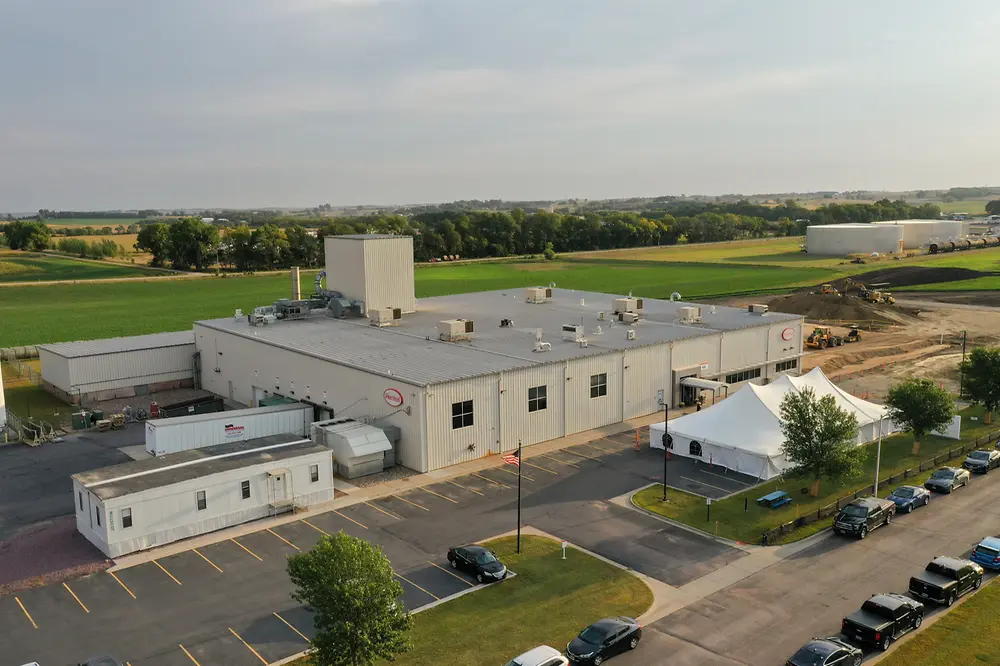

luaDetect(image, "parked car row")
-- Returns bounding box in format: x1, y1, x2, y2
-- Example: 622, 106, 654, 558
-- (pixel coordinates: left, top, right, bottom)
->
506, 617, 643, 666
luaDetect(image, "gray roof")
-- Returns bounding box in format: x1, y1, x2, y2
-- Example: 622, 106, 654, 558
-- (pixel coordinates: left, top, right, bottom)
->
73, 434, 328, 500
334, 234, 408, 240
197, 289, 800, 386
39, 330, 194, 358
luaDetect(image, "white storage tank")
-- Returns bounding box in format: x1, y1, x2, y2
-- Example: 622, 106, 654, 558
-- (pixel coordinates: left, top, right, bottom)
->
145, 402, 314, 456
806, 223, 904, 256
873, 219, 966, 249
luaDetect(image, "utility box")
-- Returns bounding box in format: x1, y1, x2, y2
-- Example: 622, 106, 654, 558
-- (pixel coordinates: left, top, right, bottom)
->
438, 319, 474, 341
312, 418, 394, 479
679, 306, 702, 323
524, 287, 551, 304
145, 402, 313, 456
369, 307, 402, 327
618, 312, 639, 323
613, 297, 642, 314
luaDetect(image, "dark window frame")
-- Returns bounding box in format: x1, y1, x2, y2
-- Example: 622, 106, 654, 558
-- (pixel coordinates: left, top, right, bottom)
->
310, 464, 319, 483
121, 507, 133, 529
775, 359, 798, 372
78, 491, 83, 511
725, 367, 762, 384
241, 480, 251, 500
95, 506, 102, 527
451, 400, 474, 429
590, 373, 608, 399
528, 385, 548, 412
690, 440, 703, 456
196, 490, 207, 511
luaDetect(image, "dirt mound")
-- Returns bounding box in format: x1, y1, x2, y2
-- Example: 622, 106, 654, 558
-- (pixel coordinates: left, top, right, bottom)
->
834, 266, 992, 289
768, 292, 916, 325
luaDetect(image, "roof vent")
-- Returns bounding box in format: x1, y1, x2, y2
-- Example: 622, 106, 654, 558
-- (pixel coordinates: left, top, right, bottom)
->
438, 319, 474, 341
562, 324, 585, 342
369, 307, 402, 327
748, 304, 769, 315
533, 328, 551, 352
626, 329, 636, 340
679, 306, 702, 324
613, 297, 641, 314
525, 287, 549, 304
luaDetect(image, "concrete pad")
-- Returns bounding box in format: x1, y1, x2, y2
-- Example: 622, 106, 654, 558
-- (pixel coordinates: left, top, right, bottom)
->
118, 444, 151, 461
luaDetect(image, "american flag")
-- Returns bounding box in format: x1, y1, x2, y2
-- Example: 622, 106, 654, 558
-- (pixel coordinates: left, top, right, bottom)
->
502, 452, 520, 467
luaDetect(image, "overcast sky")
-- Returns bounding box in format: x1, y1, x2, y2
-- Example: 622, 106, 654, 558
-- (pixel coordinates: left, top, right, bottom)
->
1, 0, 998, 211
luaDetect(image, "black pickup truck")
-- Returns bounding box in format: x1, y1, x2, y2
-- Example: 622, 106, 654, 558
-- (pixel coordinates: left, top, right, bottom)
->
841, 593, 924, 651
832, 497, 895, 539
908, 556, 984, 606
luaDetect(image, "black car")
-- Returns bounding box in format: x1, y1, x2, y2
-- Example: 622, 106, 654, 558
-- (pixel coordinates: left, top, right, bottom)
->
963, 449, 1000, 474
924, 467, 971, 493
833, 497, 895, 539
841, 593, 924, 651
909, 556, 983, 606
785, 637, 862, 666
447, 545, 507, 584
566, 617, 642, 665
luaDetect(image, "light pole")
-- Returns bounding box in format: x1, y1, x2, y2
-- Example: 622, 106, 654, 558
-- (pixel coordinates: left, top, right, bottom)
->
662, 400, 668, 501
873, 417, 883, 496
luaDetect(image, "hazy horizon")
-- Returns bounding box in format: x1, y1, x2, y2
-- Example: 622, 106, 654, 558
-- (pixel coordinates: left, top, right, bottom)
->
2, 0, 999, 211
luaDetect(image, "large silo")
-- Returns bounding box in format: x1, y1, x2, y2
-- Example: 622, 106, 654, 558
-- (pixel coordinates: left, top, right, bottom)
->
806, 224, 905, 256
873, 219, 966, 249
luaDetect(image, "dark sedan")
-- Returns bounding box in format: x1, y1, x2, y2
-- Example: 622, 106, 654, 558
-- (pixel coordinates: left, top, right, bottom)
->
924, 467, 971, 493
566, 617, 642, 665
886, 485, 931, 513
447, 545, 507, 584
785, 637, 861, 666
963, 449, 1000, 474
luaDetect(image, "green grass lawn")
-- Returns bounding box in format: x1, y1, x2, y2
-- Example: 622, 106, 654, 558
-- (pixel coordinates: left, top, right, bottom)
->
290, 535, 653, 666
934, 199, 994, 215
879, 576, 1000, 666
3, 385, 74, 426
0, 253, 151, 282
634, 406, 996, 545
898, 276, 1000, 292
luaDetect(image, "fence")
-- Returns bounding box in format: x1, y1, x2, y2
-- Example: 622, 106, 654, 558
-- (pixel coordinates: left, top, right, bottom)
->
1, 358, 42, 386
3, 408, 57, 446
760, 429, 1000, 545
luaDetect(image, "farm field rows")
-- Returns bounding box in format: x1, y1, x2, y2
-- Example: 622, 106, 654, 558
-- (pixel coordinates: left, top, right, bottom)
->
0, 252, 151, 282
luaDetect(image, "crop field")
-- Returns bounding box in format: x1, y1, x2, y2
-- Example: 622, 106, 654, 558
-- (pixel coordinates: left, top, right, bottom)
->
43, 218, 141, 228
59, 233, 140, 253
0, 252, 151, 283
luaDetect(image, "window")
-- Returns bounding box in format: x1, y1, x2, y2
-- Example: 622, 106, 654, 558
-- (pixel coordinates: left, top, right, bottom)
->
95, 506, 102, 526
689, 440, 703, 456
775, 359, 798, 373
241, 480, 251, 500
590, 373, 608, 398
528, 385, 547, 412
78, 491, 83, 511
725, 367, 762, 384
310, 464, 319, 483
196, 490, 207, 511
451, 400, 474, 429
121, 507, 133, 529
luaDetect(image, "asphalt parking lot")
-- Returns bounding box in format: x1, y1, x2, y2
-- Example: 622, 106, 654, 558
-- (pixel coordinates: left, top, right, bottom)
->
1, 428, 756, 666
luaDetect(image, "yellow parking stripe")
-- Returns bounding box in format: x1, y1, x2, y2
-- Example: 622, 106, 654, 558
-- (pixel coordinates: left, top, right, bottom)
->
15, 596, 37, 629
108, 571, 136, 599
193, 548, 223, 573
232, 537, 264, 561
420, 486, 459, 504
428, 560, 475, 587
333, 509, 369, 530
580, 441, 616, 454
179, 645, 201, 666
393, 494, 431, 512
268, 528, 301, 551
522, 460, 558, 475
539, 452, 580, 468
495, 466, 534, 481
229, 627, 268, 665
563, 448, 602, 462
447, 479, 484, 496
395, 572, 439, 600
154, 560, 182, 586
302, 519, 330, 536
274, 611, 310, 643
63, 582, 90, 613
365, 501, 403, 520
472, 472, 510, 489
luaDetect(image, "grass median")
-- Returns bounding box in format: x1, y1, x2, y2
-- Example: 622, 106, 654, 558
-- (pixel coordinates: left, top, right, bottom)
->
290, 535, 653, 666
634, 406, 996, 545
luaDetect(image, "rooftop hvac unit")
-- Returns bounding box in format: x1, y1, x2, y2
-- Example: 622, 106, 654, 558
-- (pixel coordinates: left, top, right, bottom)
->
626, 329, 636, 340
525, 287, 550, 304
748, 304, 769, 315
438, 319, 474, 341
597, 311, 606, 321
679, 306, 702, 323
249, 305, 278, 326
613, 297, 641, 314
618, 311, 639, 324
562, 324, 585, 342
369, 307, 402, 327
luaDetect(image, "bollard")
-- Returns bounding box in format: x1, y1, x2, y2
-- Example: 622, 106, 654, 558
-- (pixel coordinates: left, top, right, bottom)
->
744, 497, 748, 512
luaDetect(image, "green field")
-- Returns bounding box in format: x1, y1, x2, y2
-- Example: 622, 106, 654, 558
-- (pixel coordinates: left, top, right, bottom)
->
44, 218, 141, 228
0, 252, 152, 283
934, 199, 994, 215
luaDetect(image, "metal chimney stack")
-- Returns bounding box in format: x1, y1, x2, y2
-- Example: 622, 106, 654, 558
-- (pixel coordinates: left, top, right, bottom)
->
291, 266, 301, 300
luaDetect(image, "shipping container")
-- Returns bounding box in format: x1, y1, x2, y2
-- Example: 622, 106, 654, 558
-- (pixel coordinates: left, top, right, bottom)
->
145, 402, 314, 456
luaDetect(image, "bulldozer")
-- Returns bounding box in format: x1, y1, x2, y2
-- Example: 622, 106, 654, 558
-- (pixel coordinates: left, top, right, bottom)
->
805, 326, 843, 349
844, 325, 862, 343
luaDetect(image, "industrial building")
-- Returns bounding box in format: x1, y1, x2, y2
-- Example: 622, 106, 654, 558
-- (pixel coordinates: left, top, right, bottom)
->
194, 235, 805, 474
806, 223, 904, 256
873, 219, 968, 249
38, 331, 196, 404
72, 435, 334, 558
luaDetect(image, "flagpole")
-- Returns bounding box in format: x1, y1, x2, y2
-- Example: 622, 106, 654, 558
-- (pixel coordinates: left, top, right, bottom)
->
516, 439, 522, 554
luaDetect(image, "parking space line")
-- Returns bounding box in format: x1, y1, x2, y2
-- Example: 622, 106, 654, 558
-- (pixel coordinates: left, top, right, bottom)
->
154, 560, 183, 586
63, 582, 90, 613
539, 453, 580, 468
229, 627, 268, 665
193, 548, 224, 573
179, 645, 201, 666
447, 479, 484, 496
232, 537, 264, 561
268, 528, 301, 551
563, 448, 602, 462
700, 468, 752, 485
472, 472, 510, 488
681, 475, 731, 493
522, 460, 558, 475
302, 519, 330, 536
15, 596, 38, 629
495, 466, 534, 481
108, 571, 137, 599
420, 486, 459, 504
333, 509, 369, 530
580, 441, 617, 455
274, 611, 310, 642
428, 560, 475, 587
365, 501, 403, 520
394, 572, 439, 600
393, 494, 431, 512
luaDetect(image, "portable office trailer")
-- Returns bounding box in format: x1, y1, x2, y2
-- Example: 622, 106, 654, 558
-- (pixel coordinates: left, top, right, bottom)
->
145, 402, 314, 456
73, 435, 334, 558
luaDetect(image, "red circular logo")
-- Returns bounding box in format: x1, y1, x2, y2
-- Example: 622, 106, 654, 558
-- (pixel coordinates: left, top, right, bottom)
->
781, 328, 794, 341
384, 388, 404, 408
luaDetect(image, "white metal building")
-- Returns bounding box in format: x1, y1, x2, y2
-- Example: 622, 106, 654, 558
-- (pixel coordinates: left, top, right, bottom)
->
145, 402, 315, 456
806, 223, 905, 255
873, 219, 968, 249
72, 434, 334, 558
193, 234, 804, 473
39, 331, 196, 404
323, 234, 417, 313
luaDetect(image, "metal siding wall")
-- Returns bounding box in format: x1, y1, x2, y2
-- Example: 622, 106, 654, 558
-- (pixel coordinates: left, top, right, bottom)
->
624, 345, 671, 420
671, 334, 722, 376
425, 374, 499, 470
194, 325, 427, 471
765, 320, 804, 378
67, 344, 195, 393
324, 237, 366, 304
146, 405, 312, 456
565, 354, 623, 435
39, 348, 72, 393
720, 327, 768, 372
499, 364, 565, 452
363, 237, 416, 313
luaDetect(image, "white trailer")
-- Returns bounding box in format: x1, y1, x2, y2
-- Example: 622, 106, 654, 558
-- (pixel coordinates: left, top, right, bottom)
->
145, 402, 314, 456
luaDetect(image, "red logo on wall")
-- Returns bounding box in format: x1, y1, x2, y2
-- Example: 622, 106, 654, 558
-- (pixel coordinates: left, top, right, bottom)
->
781, 327, 794, 341
384, 388, 404, 408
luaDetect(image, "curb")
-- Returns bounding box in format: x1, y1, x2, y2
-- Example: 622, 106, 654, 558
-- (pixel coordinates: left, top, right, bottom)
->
625, 483, 754, 551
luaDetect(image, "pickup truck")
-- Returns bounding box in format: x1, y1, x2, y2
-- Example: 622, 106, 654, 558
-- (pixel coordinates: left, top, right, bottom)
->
833, 497, 895, 539
841, 593, 924, 651
908, 556, 984, 606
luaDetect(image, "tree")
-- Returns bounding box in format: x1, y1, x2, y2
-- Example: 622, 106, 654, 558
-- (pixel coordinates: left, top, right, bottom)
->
960, 347, 1000, 424
1, 220, 52, 251
287, 532, 411, 666
987, 200, 1000, 216
135, 223, 171, 267
167, 217, 220, 271
779, 387, 865, 495
884, 378, 954, 454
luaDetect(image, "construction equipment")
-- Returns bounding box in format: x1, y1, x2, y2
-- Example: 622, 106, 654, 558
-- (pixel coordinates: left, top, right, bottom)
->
843, 278, 870, 299
805, 326, 842, 349
844, 325, 862, 343
817, 284, 839, 296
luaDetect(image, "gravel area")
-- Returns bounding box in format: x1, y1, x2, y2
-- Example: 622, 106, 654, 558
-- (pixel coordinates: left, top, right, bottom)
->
344, 465, 421, 488
0, 515, 109, 592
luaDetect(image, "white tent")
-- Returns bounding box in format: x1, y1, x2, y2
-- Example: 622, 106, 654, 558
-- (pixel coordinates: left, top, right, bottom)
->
649, 368, 896, 480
